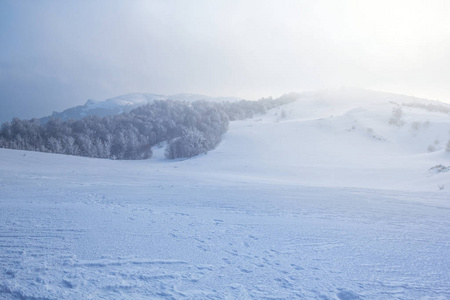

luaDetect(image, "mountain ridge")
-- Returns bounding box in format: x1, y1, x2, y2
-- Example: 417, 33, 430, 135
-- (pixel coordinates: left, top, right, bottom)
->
40, 92, 244, 123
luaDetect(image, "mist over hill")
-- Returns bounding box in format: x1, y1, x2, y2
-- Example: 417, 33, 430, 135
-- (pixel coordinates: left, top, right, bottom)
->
2, 88, 450, 166
0, 94, 293, 160
1, 88, 449, 186
39, 93, 243, 123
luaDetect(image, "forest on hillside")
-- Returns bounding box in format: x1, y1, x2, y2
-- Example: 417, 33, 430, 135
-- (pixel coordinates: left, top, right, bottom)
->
0, 96, 295, 159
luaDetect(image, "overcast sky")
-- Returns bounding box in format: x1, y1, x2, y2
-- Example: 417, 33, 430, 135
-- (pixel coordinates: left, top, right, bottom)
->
1, 0, 450, 122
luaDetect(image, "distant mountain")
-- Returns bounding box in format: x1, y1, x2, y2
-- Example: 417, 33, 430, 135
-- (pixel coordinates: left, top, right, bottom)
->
40, 93, 243, 122
167, 93, 242, 103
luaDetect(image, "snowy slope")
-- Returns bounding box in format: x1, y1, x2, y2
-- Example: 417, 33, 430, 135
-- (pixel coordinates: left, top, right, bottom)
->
175, 88, 450, 192
1, 88, 450, 299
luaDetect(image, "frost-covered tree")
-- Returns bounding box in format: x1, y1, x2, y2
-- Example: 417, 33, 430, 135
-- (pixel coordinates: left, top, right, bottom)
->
165, 128, 207, 159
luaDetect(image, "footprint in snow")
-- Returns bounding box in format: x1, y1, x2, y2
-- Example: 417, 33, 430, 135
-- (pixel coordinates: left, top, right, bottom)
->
274, 277, 294, 289
197, 245, 208, 251
61, 279, 75, 289
336, 290, 362, 300
290, 263, 304, 270
194, 238, 205, 243
214, 219, 223, 225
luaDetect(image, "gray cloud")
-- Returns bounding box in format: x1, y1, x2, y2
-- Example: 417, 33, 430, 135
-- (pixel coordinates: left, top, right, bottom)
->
1, 0, 450, 123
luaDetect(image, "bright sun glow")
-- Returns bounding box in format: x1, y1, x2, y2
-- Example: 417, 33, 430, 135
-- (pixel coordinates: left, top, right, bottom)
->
346, 1, 449, 57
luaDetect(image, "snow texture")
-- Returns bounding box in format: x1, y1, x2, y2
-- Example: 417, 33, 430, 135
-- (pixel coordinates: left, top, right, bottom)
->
1, 88, 450, 299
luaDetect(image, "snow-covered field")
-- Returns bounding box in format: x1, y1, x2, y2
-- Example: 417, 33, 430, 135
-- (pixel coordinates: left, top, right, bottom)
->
1, 89, 450, 299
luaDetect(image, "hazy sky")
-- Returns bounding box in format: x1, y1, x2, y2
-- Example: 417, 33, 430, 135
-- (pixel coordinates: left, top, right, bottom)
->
1, 0, 450, 122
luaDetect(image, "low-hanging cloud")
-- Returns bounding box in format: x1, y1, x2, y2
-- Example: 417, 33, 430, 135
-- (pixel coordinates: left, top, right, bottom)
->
1, 0, 450, 122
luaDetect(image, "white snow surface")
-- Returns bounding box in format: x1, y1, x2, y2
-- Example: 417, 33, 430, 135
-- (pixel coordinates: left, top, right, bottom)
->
1, 89, 450, 299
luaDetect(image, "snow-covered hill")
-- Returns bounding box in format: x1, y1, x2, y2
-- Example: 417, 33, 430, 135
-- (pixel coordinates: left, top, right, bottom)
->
169, 88, 450, 192
40, 93, 243, 122
1, 88, 450, 299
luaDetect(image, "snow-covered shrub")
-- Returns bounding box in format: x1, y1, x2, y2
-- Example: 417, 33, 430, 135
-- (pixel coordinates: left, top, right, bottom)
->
429, 164, 450, 174
389, 107, 404, 126
410, 121, 421, 134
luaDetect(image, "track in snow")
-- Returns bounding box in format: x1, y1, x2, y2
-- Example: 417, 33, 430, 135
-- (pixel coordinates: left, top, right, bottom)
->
1, 174, 449, 299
